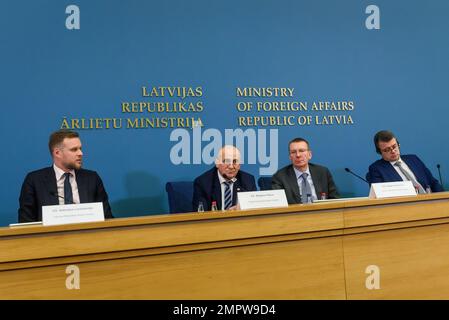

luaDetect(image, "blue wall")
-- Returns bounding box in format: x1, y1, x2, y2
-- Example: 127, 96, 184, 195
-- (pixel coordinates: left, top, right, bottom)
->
1, 0, 448, 226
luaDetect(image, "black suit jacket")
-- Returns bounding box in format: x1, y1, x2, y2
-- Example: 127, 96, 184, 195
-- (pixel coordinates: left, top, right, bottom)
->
192, 167, 257, 211
271, 163, 339, 204
18, 167, 113, 222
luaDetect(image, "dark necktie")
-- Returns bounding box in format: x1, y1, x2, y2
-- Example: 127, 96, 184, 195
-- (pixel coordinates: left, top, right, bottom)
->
224, 181, 233, 210
300, 172, 312, 203
394, 161, 426, 194
64, 172, 74, 204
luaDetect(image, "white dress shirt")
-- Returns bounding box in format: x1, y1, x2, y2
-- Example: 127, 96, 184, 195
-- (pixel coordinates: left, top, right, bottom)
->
53, 164, 80, 205
293, 167, 318, 201
217, 171, 237, 210
390, 158, 420, 183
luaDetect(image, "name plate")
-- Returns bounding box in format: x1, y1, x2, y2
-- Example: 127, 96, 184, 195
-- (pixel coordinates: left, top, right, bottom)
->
238, 190, 288, 210
368, 181, 417, 199
42, 202, 105, 226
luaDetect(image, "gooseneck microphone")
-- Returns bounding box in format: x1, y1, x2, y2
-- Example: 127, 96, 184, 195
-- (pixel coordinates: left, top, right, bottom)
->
345, 167, 369, 184
50, 192, 74, 204
437, 164, 444, 189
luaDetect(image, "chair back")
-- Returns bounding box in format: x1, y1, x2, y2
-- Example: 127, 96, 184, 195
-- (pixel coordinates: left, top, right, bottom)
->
165, 181, 194, 213
258, 177, 272, 190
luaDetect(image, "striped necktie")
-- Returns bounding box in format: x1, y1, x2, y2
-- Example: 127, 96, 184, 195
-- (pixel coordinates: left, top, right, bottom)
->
224, 181, 233, 210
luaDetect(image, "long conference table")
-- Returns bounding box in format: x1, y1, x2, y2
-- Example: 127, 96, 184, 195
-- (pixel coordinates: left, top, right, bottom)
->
2, 192, 449, 299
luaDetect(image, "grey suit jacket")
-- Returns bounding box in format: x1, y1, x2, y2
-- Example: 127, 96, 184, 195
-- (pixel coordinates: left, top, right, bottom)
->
271, 163, 339, 204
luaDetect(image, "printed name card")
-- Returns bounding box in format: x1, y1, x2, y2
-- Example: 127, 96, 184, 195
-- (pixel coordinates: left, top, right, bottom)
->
42, 202, 105, 226
368, 181, 417, 199
238, 190, 289, 210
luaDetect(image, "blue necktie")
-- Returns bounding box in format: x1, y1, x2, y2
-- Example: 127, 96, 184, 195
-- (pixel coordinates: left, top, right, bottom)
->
64, 172, 73, 204
300, 172, 312, 204
224, 181, 233, 210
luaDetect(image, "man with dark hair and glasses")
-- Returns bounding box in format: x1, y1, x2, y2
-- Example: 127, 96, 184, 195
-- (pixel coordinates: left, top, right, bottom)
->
271, 137, 339, 204
192, 145, 256, 211
366, 130, 443, 193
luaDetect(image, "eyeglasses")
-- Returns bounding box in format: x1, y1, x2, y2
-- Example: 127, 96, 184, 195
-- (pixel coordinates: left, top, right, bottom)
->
380, 143, 399, 153
222, 159, 239, 165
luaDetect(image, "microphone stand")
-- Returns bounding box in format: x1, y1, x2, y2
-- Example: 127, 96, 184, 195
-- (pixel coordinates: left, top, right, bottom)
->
344, 168, 369, 184
50, 192, 74, 204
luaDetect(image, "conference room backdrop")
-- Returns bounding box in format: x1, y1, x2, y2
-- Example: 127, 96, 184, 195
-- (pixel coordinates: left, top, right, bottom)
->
1, 0, 448, 226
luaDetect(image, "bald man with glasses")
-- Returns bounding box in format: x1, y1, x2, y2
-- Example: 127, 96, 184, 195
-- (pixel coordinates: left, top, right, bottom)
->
192, 145, 257, 211
366, 130, 443, 193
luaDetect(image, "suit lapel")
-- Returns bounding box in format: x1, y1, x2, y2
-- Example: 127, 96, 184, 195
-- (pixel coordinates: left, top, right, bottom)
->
287, 166, 301, 201
232, 172, 242, 206
309, 164, 322, 195
381, 160, 402, 181
75, 169, 88, 203
401, 156, 424, 185
43, 167, 59, 205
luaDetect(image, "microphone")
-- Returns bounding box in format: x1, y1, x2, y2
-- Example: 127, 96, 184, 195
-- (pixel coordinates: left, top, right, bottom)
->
50, 192, 74, 204
345, 167, 369, 184
437, 164, 444, 188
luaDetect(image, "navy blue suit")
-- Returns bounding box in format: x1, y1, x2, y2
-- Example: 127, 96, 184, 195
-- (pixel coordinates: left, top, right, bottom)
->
192, 167, 257, 211
18, 167, 113, 223
366, 154, 443, 192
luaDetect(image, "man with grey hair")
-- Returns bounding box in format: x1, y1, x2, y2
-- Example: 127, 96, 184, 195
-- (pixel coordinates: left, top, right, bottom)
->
192, 145, 257, 211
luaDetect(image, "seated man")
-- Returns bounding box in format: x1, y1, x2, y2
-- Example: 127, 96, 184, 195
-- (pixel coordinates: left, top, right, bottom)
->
18, 129, 113, 222
272, 137, 339, 204
366, 130, 443, 193
192, 145, 257, 211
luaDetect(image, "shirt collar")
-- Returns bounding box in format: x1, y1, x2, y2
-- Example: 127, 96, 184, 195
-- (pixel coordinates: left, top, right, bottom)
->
217, 170, 237, 184
293, 166, 310, 180
390, 157, 403, 166
53, 164, 76, 181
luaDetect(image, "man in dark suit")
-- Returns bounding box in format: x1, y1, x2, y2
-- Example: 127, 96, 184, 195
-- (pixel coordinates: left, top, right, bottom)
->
192, 145, 257, 211
366, 130, 443, 193
18, 129, 113, 222
272, 137, 339, 204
